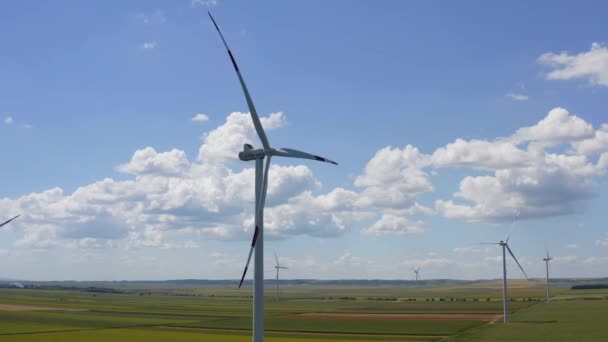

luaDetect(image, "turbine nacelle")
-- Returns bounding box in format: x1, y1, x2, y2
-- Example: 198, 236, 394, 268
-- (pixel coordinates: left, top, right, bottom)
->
239, 146, 266, 161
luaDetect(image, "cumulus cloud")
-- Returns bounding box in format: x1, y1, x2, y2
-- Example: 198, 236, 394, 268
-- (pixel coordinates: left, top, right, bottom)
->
433, 107, 606, 222
198, 112, 286, 163
355, 145, 432, 209
510, 107, 594, 146
4, 116, 13, 124
117, 148, 190, 176
359, 107, 607, 224
573, 124, 608, 156
192, 113, 209, 122
1, 112, 361, 249
538, 42, 608, 86
3, 106, 608, 250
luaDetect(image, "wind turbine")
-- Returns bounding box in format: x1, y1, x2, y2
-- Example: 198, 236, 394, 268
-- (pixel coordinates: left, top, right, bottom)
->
543, 249, 552, 304
274, 252, 288, 302
481, 233, 528, 323
412, 267, 420, 281
0, 215, 20, 228
208, 13, 337, 342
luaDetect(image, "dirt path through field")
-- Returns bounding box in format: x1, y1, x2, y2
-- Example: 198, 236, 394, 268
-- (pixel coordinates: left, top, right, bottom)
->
0, 304, 88, 312
284, 313, 501, 321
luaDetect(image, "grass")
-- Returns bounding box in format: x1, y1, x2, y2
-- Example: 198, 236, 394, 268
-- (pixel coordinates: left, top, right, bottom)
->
0, 283, 606, 341
444, 299, 608, 342
0, 328, 423, 342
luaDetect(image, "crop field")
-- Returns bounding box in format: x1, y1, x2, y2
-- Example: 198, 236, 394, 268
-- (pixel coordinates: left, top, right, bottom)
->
0, 280, 606, 341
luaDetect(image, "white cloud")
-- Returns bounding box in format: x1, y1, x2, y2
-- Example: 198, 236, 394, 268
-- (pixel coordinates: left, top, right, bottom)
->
506, 93, 528, 101
573, 124, 608, 156
434, 107, 605, 222
0, 111, 355, 249
432, 139, 530, 170
355, 145, 432, 209
565, 243, 578, 249
362, 214, 425, 236
116, 147, 190, 176
192, 113, 209, 122
140, 41, 158, 50
4, 116, 13, 124
510, 107, 594, 146
3, 106, 608, 257
538, 42, 608, 86
198, 112, 286, 163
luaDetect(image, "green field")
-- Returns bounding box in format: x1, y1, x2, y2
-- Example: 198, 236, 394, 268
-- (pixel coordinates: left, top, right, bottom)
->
0, 280, 607, 341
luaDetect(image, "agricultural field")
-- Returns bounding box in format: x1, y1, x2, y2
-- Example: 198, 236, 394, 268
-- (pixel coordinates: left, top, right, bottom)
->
0, 280, 606, 341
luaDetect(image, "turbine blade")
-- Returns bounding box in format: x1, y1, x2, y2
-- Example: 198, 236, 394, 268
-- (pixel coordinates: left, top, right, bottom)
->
238, 226, 259, 288
208, 12, 270, 150
274, 251, 280, 268
0, 215, 20, 228
506, 244, 528, 280
546, 248, 550, 259
271, 148, 337, 165
479, 242, 500, 245
506, 231, 512, 243
238, 156, 272, 288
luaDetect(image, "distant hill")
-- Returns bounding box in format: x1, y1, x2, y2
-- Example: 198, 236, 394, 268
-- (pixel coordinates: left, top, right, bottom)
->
2, 277, 608, 289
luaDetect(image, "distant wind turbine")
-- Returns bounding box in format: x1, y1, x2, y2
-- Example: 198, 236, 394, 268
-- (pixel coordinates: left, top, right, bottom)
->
208, 13, 337, 342
274, 252, 288, 302
543, 249, 552, 304
412, 267, 421, 281
481, 233, 528, 323
0, 215, 20, 228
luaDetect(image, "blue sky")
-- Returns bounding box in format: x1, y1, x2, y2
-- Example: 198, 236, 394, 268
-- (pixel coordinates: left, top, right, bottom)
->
1, 0, 608, 281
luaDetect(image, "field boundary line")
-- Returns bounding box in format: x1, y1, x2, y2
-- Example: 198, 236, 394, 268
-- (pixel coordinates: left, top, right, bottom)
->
159, 325, 448, 339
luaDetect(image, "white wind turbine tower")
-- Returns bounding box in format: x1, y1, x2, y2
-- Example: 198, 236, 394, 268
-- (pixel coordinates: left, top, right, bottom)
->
412, 267, 421, 281
543, 249, 552, 304
0, 215, 20, 228
209, 13, 338, 342
481, 233, 528, 323
274, 252, 288, 302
